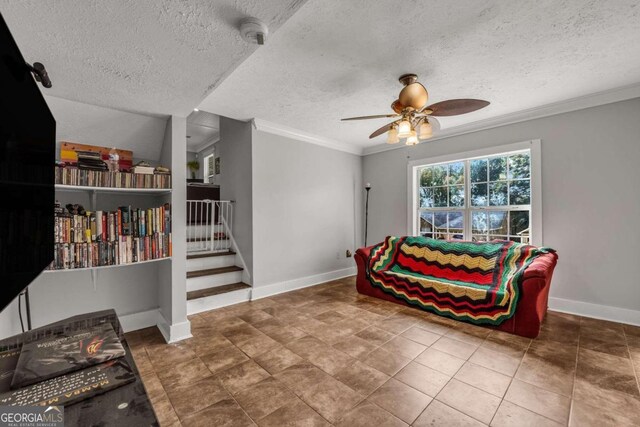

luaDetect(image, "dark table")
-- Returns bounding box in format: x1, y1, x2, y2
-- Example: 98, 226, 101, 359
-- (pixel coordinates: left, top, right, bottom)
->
0, 310, 158, 426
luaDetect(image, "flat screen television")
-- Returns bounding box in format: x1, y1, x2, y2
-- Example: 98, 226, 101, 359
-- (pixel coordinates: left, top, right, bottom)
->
0, 13, 55, 313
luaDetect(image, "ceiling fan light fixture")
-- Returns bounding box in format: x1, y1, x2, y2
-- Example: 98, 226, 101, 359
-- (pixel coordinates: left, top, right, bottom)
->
397, 120, 412, 138
405, 133, 419, 145
418, 121, 433, 140
340, 73, 489, 143
386, 126, 399, 144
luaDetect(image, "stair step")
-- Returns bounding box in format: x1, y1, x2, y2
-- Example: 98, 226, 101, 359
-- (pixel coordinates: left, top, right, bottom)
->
187, 251, 235, 260
187, 282, 251, 300
187, 265, 243, 279
187, 236, 228, 242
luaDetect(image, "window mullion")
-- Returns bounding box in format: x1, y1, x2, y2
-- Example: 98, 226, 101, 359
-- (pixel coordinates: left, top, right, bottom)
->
464, 160, 471, 240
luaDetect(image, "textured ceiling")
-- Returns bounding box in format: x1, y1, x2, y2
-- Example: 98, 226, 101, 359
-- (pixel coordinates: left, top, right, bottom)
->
0, 0, 307, 116
198, 0, 640, 151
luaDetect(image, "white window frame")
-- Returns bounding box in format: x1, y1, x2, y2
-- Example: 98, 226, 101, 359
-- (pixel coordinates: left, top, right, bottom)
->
407, 140, 542, 246
203, 154, 214, 183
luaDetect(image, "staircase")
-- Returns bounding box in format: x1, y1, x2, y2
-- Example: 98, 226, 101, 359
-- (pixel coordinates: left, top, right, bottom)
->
186, 200, 251, 315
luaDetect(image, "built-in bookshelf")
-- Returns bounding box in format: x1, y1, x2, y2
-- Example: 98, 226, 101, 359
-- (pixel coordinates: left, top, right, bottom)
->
55, 166, 171, 189
50, 170, 172, 273
43, 257, 170, 273
55, 184, 171, 195
49, 203, 172, 271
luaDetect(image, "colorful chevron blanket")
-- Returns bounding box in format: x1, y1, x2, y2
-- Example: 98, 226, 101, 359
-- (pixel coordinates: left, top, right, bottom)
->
367, 236, 554, 325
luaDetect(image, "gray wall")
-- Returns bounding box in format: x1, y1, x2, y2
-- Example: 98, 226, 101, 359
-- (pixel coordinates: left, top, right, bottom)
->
218, 117, 254, 279
187, 151, 197, 178
362, 98, 640, 312
158, 116, 189, 341
252, 130, 363, 288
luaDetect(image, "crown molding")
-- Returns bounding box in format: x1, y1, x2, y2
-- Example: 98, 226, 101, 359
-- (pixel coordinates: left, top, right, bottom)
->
194, 136, 219, 153
362, 82, 640, 156
252, 118, 363, 155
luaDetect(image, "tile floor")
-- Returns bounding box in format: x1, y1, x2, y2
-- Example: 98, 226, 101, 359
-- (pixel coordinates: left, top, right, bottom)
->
125, 276, 640, 426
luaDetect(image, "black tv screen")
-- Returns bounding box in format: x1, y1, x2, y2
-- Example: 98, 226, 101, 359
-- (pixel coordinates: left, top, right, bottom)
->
0, 13, 55, 313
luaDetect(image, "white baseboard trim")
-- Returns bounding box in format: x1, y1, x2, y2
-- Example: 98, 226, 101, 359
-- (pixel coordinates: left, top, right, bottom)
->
119, 308, 161, 333
157, 313, 193, 343
548, 297, 640, 327
252, 267, 357, 300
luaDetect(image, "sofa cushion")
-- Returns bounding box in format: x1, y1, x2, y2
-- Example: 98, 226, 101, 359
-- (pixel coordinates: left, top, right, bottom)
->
367, 236, 554, 325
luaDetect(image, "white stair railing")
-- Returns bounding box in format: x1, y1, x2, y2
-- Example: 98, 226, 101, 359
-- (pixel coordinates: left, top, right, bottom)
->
186, 200, 233, 253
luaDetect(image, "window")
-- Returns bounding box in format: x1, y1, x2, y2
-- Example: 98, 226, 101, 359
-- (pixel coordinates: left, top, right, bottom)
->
411, 142, 539, 244
203, 154, 215, 183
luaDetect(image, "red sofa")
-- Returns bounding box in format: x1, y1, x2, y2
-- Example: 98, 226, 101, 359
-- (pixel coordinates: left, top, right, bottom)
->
355, 244, 558, 338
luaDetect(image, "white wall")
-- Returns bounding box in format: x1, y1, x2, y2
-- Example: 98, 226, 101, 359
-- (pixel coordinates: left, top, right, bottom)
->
218, 117, 254, 278
158, 116, 190, 342
251, 130, 362, 294
44, 96, 167, 164
362, 98, 640, 319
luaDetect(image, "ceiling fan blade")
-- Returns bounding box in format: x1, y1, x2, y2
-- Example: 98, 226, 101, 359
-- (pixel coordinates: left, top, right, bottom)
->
341, 114, 399, 121
369, 120, 400, 139
427, 99, 490, 116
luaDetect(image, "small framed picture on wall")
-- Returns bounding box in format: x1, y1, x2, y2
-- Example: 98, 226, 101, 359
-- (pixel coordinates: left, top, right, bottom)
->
215, 157, 220, 175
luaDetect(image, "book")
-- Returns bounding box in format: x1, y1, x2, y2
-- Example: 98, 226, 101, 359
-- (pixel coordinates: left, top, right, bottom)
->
49, 204, 171, 270
0, 349, 20, 393
132, 165, 155, 175
10, 324, 125, 389
0, 358, 135, 407
54, 166, 171, 189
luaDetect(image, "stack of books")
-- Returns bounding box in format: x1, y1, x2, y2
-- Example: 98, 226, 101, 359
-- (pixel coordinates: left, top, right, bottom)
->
49, 204, 172, 270
76, 151, 108, 171
55, 166, 171, 189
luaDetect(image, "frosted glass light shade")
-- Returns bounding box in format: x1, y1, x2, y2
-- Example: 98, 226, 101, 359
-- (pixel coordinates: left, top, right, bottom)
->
418, 121, 433, 139
397, 120, 412, 138
386, 127, 399, 144
405, 131, 418, 145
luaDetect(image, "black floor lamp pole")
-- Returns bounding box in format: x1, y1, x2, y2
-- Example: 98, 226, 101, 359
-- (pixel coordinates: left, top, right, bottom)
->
364, 183, 371, 247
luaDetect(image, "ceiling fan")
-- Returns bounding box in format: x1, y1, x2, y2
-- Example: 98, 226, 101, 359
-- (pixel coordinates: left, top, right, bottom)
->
341, 74, 489, 145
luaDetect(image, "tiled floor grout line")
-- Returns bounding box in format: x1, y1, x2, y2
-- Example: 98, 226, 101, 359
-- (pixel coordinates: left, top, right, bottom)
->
201, 307, 336, 426
623, 327, 640, 395
210, 355, 259, 426
141, 344, 177, 423
240, 307, 336, 425
357, 320, 452, 426
566, 322, 582, 426
487, 334, 533, 426
300, 313, 441, 425
404, 326, 491, 425
253, 304, 400, 426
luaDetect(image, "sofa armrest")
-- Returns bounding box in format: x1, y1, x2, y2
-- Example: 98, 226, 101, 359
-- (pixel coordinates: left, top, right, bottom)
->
355, 246, 373, 261
523, 252, 558, 281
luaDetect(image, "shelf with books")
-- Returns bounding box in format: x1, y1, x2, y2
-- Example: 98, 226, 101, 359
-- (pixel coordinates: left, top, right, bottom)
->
55, 184, 171, 195
42, 256, 171, 273
54, 165, 171, 191
48, 204, 172, 273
